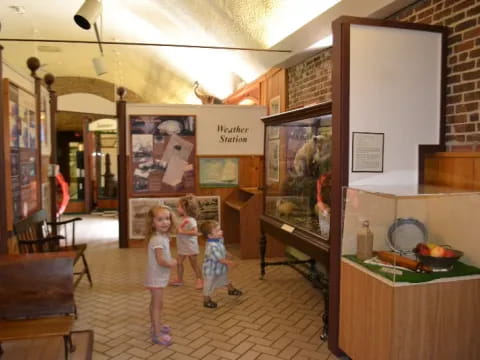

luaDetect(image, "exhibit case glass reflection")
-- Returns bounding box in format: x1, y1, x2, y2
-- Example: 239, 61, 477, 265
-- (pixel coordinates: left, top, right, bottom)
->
261, 102, 332, 261
341, 185, 480, 275
264, 104, 332, 236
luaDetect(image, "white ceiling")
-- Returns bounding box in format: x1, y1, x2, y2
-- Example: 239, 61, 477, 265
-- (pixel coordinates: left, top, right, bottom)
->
0, 0, 416, 104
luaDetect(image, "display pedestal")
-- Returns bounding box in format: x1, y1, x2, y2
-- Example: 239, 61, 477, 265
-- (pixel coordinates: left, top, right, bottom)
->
339, 258, 480, 360
224, 187, 264, 259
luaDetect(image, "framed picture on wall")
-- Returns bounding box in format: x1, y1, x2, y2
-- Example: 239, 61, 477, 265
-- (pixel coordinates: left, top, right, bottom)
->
266, 139, 280, 183
267, 126, 280, 140
351, 132, 384, 172
269, 95, 281, 115
130, 114, 196, 196
199, 158, 239, 188
5, 80, 40, 223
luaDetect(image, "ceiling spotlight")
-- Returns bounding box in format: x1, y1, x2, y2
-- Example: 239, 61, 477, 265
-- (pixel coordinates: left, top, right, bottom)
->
92, 56, 107, 76
74, 0, 102, 30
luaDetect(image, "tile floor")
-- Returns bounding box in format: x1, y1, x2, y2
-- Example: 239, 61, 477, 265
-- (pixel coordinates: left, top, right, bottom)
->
17, 214, 335, 360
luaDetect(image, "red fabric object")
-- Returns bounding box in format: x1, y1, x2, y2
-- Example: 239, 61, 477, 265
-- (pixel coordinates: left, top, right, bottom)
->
56, 173, 70, 217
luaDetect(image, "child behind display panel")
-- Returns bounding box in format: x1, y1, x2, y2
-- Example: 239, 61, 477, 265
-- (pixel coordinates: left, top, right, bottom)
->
169, 194, 204, 289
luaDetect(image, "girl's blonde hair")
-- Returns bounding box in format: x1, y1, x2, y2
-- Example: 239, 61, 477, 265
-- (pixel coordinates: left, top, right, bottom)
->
144, 205, 177, 241
178, 194, 200, 218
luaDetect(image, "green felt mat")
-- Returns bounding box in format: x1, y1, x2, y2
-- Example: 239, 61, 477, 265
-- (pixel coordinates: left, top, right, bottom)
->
344, 255, 480, 283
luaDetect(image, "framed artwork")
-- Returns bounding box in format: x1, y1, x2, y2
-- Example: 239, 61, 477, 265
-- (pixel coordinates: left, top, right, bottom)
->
6, 80, 40, 223
269, 95, 281, 115
268, 126, 280, 140
266, 139, 280, 183
199, 158, 239, 188
351, 132, 384, 173
130, 114, 195, 196
129, 195, 221, 239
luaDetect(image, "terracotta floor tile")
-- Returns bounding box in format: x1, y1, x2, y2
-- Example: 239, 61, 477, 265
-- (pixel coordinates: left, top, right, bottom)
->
2, 215, 332, 360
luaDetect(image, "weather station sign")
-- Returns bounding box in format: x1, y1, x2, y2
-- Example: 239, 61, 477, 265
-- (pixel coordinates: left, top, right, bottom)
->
197, 106, 266, 155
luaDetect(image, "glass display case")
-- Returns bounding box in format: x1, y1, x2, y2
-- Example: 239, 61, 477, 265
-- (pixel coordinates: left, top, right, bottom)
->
262, 102, 332, 250
339, 185, 480, 359
341, 185, 480, 277
259, 102, 332, 341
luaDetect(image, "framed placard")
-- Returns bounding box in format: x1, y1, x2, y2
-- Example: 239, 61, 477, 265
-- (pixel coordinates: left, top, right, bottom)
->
351, 132, 384, 173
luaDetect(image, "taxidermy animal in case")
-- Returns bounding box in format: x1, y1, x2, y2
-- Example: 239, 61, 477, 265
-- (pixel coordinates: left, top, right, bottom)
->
293, 134, 331, 177
276, 200, 296, 217
193, 81, 223, 104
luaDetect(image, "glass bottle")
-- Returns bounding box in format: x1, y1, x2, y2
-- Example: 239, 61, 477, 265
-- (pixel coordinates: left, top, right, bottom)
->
357, 220, 373, 261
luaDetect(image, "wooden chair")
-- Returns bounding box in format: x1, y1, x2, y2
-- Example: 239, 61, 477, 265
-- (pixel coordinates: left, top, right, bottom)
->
13, 209, 92, 288
0, 252, 77, 360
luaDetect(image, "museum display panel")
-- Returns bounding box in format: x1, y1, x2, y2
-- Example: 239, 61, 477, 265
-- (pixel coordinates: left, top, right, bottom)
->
339, 186, 480, 360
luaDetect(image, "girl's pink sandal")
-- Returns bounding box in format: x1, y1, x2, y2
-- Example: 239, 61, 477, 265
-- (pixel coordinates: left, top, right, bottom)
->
151, 325, 171, 334
152, 333, 172, 346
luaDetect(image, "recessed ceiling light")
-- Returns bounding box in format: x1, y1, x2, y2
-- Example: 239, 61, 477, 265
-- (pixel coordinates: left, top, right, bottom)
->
9, 5, 26, 15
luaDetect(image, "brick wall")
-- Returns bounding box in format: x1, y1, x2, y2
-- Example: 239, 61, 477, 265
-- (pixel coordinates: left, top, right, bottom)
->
55, 76, 144, 103
287, 49, 332, 110
392, 0, 480, 151
287, 0, 480, 151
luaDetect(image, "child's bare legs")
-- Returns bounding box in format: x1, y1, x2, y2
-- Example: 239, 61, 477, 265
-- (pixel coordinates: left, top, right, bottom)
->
187, 255, 203, 288
149, 288, 165, 335
171, 255, 185, 285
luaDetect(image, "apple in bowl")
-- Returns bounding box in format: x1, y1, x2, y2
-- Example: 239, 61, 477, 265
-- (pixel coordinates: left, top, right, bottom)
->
414, 243, 463, 270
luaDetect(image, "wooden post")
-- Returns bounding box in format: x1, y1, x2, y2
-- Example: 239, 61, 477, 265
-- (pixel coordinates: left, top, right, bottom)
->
44, 73, 58, 226
26, 57, 43, 215
116, 87, 128, 248
0, 45, 8, 253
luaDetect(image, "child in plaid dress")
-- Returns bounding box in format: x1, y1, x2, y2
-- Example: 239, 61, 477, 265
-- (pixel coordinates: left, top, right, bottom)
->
199, 220, 242, 308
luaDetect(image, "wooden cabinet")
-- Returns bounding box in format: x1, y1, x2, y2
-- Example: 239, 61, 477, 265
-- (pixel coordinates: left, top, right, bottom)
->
224, 187, 263, 259
339, 259, 480, 360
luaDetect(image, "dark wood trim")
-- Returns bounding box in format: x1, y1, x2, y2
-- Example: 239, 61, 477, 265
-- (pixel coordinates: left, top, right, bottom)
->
329, 17, 351, 357
82, 117, 93, 213
0, 45, 7, 253
45, 74, 58, 224
31, 67, 43, 215
117, 90, 128, 248
333, 15, 446, 33
261, 101, 332, 125
329, 16, 448, 356
260, 216, 329, 264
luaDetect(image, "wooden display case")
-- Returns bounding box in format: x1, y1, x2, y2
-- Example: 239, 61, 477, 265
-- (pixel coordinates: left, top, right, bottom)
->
224, 187, 263, 259
340, 259, 480, 360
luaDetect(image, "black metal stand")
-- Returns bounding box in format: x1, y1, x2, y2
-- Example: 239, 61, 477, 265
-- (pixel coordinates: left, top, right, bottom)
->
259, 228, 329, 340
